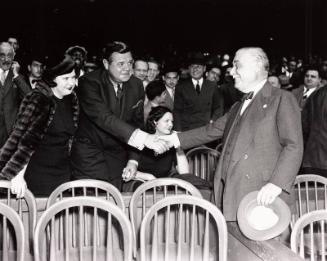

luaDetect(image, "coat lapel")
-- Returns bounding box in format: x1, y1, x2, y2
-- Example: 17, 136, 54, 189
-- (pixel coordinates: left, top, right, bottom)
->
230, 82, 272, 167
2, 70, 14, 97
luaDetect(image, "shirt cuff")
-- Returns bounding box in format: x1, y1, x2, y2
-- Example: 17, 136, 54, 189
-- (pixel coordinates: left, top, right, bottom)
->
128, 129, 148, 150
127, 159, 138, 167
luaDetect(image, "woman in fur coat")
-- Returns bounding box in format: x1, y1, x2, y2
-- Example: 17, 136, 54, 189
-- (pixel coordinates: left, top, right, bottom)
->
0, 55, 79, 197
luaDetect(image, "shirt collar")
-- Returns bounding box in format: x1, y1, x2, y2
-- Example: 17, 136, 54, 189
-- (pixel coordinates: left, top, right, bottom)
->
192, 77, 203, 87
249, 79, 267, 98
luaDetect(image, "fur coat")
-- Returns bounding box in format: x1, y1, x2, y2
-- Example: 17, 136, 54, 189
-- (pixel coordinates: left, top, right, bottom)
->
0, 81, 79, 180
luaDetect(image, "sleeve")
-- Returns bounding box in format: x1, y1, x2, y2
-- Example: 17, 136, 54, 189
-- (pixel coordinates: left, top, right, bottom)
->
78, 75, 136, 142
0, 95, 49, 180
13, 74, 31, 98
269, 92, 303, 193
178, 112, 228, 150
211, 87, 225, 121
173, 84, 184, 131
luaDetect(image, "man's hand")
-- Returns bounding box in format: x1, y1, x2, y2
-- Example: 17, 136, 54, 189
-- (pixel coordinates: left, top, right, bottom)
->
144, 134, 170, 154
257, 183, 282, 206
158, 132, 180, 148
10, 169, 27, 198
11, 61, 20, 78
122, 161, 138, 182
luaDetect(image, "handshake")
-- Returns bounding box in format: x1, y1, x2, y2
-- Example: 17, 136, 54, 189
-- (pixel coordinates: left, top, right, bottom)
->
144, 132, 180, 154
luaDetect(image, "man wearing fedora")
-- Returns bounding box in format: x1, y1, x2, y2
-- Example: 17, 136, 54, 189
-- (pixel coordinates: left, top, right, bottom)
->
161, 47, 303, 222
173, 52, 224, 132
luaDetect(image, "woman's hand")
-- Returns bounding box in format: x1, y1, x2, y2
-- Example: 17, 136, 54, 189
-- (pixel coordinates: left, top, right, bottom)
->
10, 169, 27, 198
122, 161, 138, 182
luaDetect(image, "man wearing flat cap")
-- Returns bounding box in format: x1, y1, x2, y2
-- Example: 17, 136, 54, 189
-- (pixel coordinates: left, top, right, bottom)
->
173, 52, 224, 131
71, 41, 169, 188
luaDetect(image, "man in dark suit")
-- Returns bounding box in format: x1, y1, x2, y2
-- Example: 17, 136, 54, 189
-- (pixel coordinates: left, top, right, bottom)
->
71, 41, 168, 188
0, 42, 30, 148
301, 84, 327, 176
161, 66, 179, 111
173, 52, 224, 131
162, 47, 303, 221
292, 66, 321, 109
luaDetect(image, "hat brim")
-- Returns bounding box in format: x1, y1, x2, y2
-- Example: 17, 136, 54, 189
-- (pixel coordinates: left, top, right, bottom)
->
237, 191, 291, 241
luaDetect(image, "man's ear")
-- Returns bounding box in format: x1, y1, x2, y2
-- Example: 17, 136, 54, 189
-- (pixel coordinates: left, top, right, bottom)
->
103, 59, 109, 70
27, 65, 31, 72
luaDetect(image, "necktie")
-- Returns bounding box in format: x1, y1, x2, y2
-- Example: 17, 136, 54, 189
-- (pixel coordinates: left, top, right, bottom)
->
117, 83, 123, 99
0, 70, 6, 85
195, 81, 201, 94
242, 91, 254, 101
302, 88, 309, 100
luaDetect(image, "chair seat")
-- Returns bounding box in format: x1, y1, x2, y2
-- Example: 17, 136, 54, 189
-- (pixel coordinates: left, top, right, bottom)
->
141, 243, 216, 261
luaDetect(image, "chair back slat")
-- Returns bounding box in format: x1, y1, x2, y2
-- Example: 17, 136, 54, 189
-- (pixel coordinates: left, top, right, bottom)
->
164, 205, 171, 261
140, 195, 228, 261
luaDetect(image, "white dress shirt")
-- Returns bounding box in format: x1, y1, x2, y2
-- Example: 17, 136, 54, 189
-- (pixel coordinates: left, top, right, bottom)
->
240, 79, 267, 115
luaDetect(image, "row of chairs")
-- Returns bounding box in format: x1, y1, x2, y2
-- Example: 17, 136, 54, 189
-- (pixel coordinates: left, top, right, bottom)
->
0, 178, 228, 261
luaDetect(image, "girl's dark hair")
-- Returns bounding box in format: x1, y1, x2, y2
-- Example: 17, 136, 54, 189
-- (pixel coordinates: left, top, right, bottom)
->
145, 106, 172, 134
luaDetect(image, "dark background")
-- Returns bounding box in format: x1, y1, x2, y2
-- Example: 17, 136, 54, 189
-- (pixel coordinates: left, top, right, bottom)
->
2, 0, 327, 61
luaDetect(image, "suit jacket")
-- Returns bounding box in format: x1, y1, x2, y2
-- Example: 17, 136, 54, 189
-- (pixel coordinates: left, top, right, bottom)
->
178, 82, 303, 220
161, 89, 174, 111
73, 69, 144, 180
302, 86, 327, 172
0, 69, 30, 147
173, 79, 224, 131
291, 85, 319, 108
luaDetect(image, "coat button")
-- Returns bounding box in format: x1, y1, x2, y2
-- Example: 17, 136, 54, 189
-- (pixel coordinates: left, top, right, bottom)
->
245, 174, 250, 179
244, 154, 248, 159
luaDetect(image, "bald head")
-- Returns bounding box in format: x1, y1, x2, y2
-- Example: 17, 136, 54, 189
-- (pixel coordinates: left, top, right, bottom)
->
231, 47, 269, 93
0, 42, 15, 71
236, 47, 269, 73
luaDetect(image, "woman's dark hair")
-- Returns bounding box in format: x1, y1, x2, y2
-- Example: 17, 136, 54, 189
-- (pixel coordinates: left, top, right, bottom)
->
43, 55, 76, 87
146, 106, 172, 134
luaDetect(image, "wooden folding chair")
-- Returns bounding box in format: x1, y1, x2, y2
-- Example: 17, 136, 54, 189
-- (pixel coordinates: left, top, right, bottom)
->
34, 197, 133, 261
0, 202, 25, 261
46, 179, 125, 210
291, 209, 327, 260
186, 147, 220, 182
140, 195, 228, 261
129, 178, 203, 259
